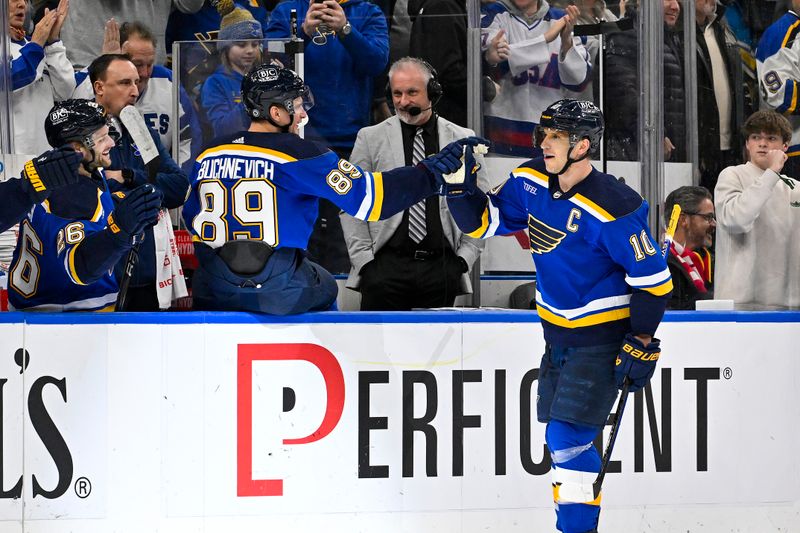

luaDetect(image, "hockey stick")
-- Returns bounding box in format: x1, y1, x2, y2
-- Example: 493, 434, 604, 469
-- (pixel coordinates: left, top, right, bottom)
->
114, 105, 161, 311
592, 204, 682, 498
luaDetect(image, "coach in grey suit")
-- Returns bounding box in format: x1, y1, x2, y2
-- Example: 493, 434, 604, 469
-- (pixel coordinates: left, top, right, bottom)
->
340, 57, 487, 310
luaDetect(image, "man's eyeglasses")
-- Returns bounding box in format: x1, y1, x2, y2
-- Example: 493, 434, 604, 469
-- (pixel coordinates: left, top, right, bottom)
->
684, 211, 716, 222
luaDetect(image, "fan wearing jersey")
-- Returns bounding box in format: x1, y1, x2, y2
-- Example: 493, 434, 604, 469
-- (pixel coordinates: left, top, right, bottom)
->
442, 100, 672, 533
481, 0, 591, 156
7, 99, 161, 311
183, 64, 484, 314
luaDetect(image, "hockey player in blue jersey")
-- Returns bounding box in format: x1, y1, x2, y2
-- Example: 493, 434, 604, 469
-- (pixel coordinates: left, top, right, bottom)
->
441, 99, 672, 533
7, 99, 162, 311
182, 64, 484, 314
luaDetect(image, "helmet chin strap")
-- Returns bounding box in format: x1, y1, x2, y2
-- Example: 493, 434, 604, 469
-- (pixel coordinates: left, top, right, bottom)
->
265, 114, 292, 133
79, 136, 98, 172
263, 103, 294, 133
554, 137, 590, 175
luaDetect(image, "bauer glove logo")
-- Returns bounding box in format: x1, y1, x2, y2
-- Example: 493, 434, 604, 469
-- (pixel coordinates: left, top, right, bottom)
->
621, 342, 660, 362
24, 159, 46, 192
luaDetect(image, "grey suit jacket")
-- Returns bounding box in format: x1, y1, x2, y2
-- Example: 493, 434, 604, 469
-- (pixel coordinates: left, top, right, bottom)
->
340, 115, 487, 293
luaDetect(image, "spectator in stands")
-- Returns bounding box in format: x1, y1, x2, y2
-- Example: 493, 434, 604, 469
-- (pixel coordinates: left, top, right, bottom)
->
715, 110, 800, 308
340, 58, 486, 310
407, 0, 469, 127
89, 54, 191, 310
756, 0, 800, 179
727, 0, 783, 47
58, 0, 203, 68
74, 22, 201, 170
266, 0, 389, 274
664, 186, 716, 310
200, 4, 263, 139
480, 1, 591, 157
9, 0, 75, 155
568, 0, 618, 104
604, 0, 685, 162
164, 0, 268, 67
694, 0, 748, 193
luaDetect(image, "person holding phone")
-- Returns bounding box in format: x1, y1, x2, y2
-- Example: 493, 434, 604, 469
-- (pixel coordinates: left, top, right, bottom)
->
265, 0, 389, 275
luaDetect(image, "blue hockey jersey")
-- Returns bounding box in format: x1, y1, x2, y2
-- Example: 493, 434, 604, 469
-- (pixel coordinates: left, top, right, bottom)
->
448, 158, 672, 346
8, 177, 120, 312
183, 131, 438, 250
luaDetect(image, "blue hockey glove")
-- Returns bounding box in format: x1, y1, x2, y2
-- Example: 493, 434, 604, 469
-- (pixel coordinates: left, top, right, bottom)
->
614, 333, 661, 393
20, 147, 83, 203
420, 136, 489, 179
107, 184, 163, 241
438, 142, 488, 197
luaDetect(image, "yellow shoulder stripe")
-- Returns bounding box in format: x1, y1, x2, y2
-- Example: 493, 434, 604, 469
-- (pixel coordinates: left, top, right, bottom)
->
367, 172, 384, 221
467, 207, 490, 238
196, 144, 297, 162
67, 245, 87, 286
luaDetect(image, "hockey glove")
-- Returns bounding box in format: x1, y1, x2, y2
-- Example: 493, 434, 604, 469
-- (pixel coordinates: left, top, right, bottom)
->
20, 147, 83, 203
614, 333, 661, 393
107, 184, 163, 242
439, 143, 489, 197
420, 136, 489, 183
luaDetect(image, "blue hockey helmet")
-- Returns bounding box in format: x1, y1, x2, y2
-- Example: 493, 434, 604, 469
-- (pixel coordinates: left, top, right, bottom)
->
534, 99, 604, 151
241, 64, 313, 120
44, 99, 110, 149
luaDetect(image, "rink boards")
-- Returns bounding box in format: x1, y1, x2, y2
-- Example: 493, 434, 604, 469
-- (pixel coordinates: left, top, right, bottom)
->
0, 310, 798, 533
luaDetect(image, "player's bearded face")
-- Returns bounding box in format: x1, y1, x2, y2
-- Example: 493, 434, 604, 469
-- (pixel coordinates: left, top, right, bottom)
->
88, 126, 115, 169
539, 128, 571, 173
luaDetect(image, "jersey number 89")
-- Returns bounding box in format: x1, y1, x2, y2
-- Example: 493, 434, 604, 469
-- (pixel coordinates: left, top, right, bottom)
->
192, 178, 278, 248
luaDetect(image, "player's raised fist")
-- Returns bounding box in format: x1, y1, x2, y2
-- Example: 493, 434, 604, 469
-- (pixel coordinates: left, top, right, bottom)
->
21, 147, 83, 203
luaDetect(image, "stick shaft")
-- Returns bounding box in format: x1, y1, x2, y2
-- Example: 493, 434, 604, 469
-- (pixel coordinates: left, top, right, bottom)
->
593, 378, 631, 498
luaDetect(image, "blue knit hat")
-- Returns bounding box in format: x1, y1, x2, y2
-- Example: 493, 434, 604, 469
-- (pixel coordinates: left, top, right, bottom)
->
218, 6, 262, 43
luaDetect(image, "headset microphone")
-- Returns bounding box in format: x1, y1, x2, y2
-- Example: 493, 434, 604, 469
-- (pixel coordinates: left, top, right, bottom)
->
408, 105, 433, 117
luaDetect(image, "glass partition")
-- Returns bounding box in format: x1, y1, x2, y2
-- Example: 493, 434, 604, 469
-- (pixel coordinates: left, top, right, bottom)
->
0, 1, 790, 311
468, 0, 687, 302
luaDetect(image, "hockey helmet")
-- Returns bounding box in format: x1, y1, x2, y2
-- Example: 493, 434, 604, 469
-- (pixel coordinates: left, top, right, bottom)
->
45, 99, 110, 149
44, 98, 109, 148
534, 99, 604, 151
241, 64, 313, 120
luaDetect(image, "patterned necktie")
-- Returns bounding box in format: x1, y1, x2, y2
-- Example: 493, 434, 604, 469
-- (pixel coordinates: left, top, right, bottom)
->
408, 127, 427, 243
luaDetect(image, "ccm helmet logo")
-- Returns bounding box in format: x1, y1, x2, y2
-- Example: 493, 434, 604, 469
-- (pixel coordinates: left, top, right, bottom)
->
621, 342, 660, 362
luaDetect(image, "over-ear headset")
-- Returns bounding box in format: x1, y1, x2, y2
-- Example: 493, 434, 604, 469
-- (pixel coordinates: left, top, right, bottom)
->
385, 57, 443, 110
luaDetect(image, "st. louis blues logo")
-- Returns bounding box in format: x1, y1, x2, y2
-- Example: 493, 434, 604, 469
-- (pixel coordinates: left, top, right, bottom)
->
528, 214, 566, 254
